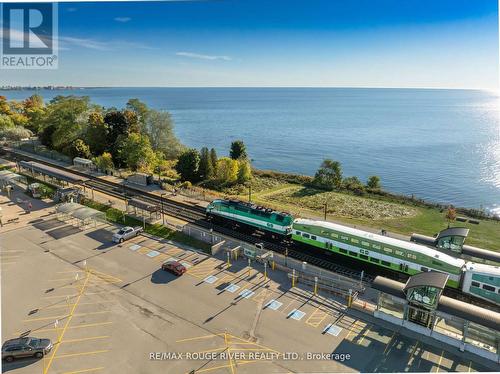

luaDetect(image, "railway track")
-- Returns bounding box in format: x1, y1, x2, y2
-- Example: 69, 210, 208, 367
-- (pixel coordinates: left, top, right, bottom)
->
5, 148, 498, 309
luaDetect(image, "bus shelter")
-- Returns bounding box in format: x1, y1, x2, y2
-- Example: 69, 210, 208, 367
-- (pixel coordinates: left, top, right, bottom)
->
126, 198, 160, 223
55, 202, 106, 229
0, 170, 27, 189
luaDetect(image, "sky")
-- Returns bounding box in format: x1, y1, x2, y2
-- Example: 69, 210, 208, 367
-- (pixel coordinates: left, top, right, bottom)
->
1, 0, 499, 89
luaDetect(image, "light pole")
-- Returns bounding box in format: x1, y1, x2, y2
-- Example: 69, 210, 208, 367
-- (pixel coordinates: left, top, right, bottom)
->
248, 182, 252, 202
323, 202, 327, 220
160, 192, 166, 225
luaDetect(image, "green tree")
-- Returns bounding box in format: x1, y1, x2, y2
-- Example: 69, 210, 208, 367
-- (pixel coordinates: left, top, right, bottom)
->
23, 94, 45, 133
175, 148, 201, 182
343, 176, 364, 194
39, 124, 57, 147
210, 148, 218, 175
313, 159, 343, 191
230, 140, 247, 160
237, 159, 252, 184
44, 96, 90, 151
120, 133, 157, 172
216, 157, 239, 185
367, 175, 381, 190
64, 139, 91, 159
0, 115, 14, 129
199, 147, 214, 180
94, 152, 114, 173
126, 98, 150, 130
85, 111, 108, 156
445, 206, 457, 228
143, 110, 184, 159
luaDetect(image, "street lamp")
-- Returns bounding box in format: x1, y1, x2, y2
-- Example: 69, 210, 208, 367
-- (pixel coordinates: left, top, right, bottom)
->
160, 192, 166, 225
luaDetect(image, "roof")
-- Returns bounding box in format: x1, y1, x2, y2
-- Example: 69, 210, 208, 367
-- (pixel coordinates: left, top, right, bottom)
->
55, 202, 82, 214
0, 171, 24, 182
404, 271, 449, 291
73, 157, 93, 165
462, 245, 500, 264
20, 161, 88, 183
373, 276, 500, 331
294, 218, 465, 268
72, 207, 105, 221
465, 262, 500, 276
437, 227, 469, 239
128, 198, 158, 212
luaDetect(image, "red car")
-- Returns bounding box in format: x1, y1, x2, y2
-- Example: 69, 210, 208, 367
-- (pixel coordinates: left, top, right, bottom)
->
161, 260, 186, 276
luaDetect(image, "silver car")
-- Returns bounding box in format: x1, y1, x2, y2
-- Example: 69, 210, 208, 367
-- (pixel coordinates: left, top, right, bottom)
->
112, 226, 143, 243
2, 337, 53, 362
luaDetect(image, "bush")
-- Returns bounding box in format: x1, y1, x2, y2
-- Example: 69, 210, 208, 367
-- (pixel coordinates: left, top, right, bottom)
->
0, 126, 33, 141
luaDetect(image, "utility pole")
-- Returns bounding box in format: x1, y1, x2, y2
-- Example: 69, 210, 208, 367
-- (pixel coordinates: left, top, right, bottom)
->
248, 183, 252, 202
324, 202, 327, 220
160, 193, 166, 225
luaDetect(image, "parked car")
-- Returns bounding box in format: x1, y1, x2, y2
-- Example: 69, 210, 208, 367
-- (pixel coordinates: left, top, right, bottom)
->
2, 337, 53, 362
161, 260, 187, 276
112, 226, 143, 243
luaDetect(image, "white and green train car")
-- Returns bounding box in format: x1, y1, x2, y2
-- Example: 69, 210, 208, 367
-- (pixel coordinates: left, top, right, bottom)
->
462, 263, 500, 305
206, 199, 293, 236
292, 218, 464, 288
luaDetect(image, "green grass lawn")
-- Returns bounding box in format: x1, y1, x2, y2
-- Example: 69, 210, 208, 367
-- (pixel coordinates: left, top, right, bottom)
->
232, 177, 500, 251
82, 199, 212, 253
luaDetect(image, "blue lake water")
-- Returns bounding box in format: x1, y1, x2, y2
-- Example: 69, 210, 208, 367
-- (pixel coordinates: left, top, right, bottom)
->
2, 87, 499, 213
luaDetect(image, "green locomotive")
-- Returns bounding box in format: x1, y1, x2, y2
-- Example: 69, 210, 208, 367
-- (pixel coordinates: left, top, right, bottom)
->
206, 199, 293, 236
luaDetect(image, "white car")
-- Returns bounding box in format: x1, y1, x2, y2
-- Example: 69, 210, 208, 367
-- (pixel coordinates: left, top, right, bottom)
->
112, 226, 143, 243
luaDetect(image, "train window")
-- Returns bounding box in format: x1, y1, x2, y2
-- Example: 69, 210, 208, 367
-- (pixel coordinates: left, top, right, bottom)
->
330, 233, 339, 238
339, 248, 347, 254
383, 247, 392, 253
369, 257, 379, 263
276, 215, 284, 222
311, 235, 317, 240
348, 251, 357, 257
351, 238, 359, 244
372, 244, 381, 250
482, 284, 495, 292
421, 267, 429, 272
381, 261, 391, 267
361, 241, 370, 247
359, 254, 368, 260
295, 231, 301, 235
471, 281, 480, 288
303, 233, 310, 239
432, 260, 442, 266
341, 235, 349, 241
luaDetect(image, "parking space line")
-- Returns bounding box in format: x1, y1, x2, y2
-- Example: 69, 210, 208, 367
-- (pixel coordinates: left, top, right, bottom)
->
356, 324, 371, 346
252, 289, 269, 303
54, 350, 109, 359
176, 333, 223, 343
43, 301, 115, 310
24, 311, 111, 322
13, 322, 114, 336
383, 331, 396, 354
43, 271, 91, 374
61, 335, 110, 344
305, 307, 328, 328
61, 367, 104, 374
434, 350, 445, 372
345, 320, 364, 341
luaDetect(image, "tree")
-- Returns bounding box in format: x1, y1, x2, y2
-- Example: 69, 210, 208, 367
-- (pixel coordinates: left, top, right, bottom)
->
210, 148, 218, 174
120, 133, 157, 172
230, 140, 247, 160
216, 157, 239, 185
367, 175, 381, 190
94, 152, 114, 173
39, 124, 57, 147
0, 126, 33, 141
0, 115, 14, 129
312, 159, 343, 190
85, 111, 108, 156
198, 147, 214, 180
64, 139, 91, 159
445, 206, 457, 228
23, 94, 45, 133
237, 159, 252, 184
175, 148, 201, 182
104, 110, 139, 147
143, 110, 184, 159
343, 176, 364, 195
126, 98, 150, 130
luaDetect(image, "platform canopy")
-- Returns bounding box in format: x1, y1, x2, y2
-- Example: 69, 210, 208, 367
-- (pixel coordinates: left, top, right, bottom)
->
20, 160, 88, 183
128, 198, 158, 212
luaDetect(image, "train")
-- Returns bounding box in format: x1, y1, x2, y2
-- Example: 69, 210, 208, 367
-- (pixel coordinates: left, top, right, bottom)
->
206, 199, 500, 305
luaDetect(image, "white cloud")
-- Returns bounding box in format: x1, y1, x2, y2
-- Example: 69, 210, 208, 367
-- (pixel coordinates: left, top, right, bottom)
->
176, 51, 232, 61
114, 17, 131, 23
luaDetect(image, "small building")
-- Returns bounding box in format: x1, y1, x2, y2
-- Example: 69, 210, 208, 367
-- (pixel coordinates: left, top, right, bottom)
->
127, 173, 152, 186
73, 157, 95, 171
126, 197, 160, 222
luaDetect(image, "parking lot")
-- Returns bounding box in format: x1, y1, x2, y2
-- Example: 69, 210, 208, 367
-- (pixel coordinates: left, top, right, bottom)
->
1, 198, 496, 373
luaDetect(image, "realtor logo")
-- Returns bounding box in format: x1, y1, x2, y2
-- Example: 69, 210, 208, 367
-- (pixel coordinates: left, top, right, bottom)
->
1, 3, 58, 69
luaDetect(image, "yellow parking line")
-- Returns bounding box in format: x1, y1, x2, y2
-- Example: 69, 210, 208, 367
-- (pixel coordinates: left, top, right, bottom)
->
54, 350, 109, 359
345, 321, 363, 341
24, 310, 111, 322
356, 324, 371, 346
176, 333, 223, 343
434, 350, 444, 372
305, 307, 328, 328
383, 331, 396, 354
43, 300, 115, 310
61, 367, 104, 374
43, 271, 91, 374
61, 335, 110, 344
252, 289, 269, 303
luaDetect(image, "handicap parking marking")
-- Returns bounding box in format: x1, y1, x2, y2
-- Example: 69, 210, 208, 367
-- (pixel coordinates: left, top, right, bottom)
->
239, 289, 255, 299
265, 299, 283, 311
146, 250, 160, 258
323, 323, 343, 336
129, 244, 141, 251
224, 283, 240, 293
203, 275, 218, 284
288, 309, 306, 321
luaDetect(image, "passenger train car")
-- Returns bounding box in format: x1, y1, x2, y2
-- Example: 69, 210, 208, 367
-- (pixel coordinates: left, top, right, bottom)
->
206, 199, 500, 305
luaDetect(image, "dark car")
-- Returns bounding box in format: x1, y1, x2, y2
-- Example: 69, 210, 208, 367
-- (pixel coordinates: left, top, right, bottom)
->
2, 337, 53, 362
161, 260, 186, 276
